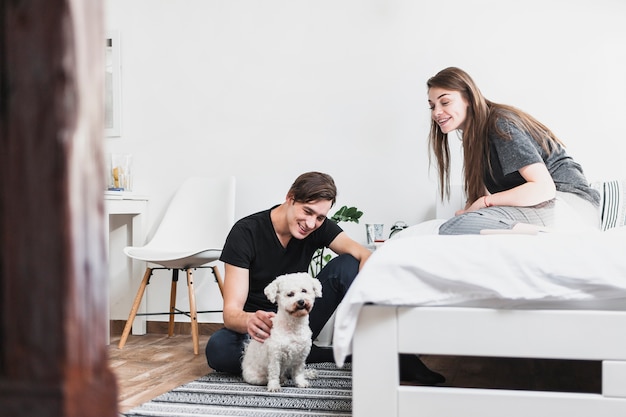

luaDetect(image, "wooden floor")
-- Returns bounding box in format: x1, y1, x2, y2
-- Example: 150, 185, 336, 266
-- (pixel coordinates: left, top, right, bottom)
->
109, 331, 601, 414
108, 333, 213, 413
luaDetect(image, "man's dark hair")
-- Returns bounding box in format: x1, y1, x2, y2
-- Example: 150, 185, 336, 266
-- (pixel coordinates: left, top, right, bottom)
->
288, 172, 337, 206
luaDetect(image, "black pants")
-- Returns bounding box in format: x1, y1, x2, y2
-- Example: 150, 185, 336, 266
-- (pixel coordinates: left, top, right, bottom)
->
205, 254, 359, 374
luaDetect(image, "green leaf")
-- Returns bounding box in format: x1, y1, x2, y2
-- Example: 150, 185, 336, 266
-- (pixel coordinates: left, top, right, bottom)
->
330, 205, 363, 224
310, 204, 364, 276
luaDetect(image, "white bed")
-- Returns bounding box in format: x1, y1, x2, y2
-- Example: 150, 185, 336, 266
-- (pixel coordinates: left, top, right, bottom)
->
333, 220, 626, 417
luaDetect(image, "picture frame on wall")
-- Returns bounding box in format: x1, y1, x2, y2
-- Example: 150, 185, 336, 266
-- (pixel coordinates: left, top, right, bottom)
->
105, 30, 122, 137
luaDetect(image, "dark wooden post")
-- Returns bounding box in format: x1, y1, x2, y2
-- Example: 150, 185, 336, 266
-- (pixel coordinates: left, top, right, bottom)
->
0, 1, 118, 416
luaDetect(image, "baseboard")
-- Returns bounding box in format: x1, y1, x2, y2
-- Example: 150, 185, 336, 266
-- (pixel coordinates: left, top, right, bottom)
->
109, 320, 224, 337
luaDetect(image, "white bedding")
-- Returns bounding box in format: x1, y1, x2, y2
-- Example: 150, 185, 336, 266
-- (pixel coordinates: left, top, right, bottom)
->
333, 223, 626, 366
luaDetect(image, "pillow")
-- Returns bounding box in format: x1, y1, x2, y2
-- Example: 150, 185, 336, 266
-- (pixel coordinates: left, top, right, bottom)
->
592, 179, 626, 231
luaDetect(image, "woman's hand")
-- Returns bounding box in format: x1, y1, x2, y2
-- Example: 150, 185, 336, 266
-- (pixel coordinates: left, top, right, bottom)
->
455, 196, 489, 215
455, 163, 556, 216
247, 310, 275, 343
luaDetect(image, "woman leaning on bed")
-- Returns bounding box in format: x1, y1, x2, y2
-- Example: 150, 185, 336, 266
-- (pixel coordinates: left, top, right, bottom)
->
427, 67, 601, 235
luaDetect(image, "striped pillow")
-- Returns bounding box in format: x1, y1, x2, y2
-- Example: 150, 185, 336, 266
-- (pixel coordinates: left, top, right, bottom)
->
592, 179, 626, 231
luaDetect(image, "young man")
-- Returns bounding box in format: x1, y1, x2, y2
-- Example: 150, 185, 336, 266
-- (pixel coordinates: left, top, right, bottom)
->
205, 171, 444, 384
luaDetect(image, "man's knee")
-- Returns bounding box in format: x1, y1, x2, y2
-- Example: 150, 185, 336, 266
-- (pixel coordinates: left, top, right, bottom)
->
205, 330, 223, 368
323, 254, 359, 284
205, 328, 245, 374
329, 253, 358, 268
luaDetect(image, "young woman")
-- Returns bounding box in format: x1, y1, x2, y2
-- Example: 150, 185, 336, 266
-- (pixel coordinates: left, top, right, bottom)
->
427, 67, 600, 235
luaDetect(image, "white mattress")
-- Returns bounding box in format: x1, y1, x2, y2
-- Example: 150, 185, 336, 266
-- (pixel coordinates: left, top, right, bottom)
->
332, 222, 626, 366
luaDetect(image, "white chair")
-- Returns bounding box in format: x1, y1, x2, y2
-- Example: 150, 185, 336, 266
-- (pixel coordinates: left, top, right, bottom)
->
118, 176, 236, 354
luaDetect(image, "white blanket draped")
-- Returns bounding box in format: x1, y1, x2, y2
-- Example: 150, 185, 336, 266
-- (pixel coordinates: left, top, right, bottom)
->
332, 223, 626, 366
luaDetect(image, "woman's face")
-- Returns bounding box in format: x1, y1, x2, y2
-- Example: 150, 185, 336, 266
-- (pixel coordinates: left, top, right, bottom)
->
428, 87, 469, 134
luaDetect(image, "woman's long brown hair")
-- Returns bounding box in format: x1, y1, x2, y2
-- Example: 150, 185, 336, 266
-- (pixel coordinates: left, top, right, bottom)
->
427, 67, 564, 205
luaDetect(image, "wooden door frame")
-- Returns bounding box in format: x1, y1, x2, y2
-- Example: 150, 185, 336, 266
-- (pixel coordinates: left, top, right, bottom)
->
0, 1, 118, 416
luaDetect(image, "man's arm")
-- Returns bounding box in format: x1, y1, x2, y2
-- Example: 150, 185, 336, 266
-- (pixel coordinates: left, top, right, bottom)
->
222, 263, 275, 342
327, 231, 372, 270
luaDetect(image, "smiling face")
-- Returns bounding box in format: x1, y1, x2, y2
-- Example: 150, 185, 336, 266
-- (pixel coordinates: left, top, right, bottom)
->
286, 198, 332, 240
428, 87, 469, 134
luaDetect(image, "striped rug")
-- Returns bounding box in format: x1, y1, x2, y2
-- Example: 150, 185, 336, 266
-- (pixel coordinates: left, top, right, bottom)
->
123, 362, 352, 417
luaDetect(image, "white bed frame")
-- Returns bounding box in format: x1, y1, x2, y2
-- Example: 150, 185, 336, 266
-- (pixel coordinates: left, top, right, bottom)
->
352, 305, 626, 417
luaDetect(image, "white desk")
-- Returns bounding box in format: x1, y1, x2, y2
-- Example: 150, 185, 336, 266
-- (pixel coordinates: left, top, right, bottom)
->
104, 192, 149, 344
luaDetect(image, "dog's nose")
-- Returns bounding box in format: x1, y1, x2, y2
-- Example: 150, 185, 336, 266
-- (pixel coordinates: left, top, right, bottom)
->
297, 299, 305, 307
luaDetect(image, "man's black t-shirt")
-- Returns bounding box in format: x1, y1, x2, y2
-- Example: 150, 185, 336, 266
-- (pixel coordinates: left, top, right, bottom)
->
219, 205, 342, 312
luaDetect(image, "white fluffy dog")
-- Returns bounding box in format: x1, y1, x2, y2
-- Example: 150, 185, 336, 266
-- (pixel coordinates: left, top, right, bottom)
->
241, 272, 322, 391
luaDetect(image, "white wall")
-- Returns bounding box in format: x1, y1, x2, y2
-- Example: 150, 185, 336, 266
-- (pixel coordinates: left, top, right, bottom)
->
105, 0, 626, 323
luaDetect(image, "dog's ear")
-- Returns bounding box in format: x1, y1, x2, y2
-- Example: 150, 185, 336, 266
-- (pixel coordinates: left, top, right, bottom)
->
311, 277, 322, 298
264, 278, 280, 304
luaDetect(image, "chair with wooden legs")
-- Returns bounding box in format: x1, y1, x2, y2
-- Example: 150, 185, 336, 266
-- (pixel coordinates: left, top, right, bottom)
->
117, 176, 236, 354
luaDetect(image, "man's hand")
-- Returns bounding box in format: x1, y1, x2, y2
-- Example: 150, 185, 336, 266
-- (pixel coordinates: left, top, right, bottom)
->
247, 310, 275, 343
